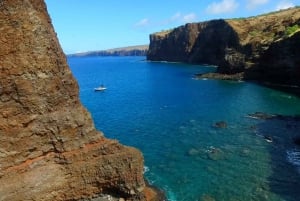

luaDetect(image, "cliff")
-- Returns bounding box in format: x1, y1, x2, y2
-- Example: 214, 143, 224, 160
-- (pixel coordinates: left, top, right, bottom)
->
147, 7, 300, 86
69, 45, 148, 57
0, 1, 153, 200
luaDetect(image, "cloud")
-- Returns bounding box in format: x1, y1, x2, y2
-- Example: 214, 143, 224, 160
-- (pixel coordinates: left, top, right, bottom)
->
206, 0, 239, 14
133, 12, 198, 31
246, 0, 269, 9
170, 12, 182, 21
162, 12, 197, 25
134, 18, 150, 27
182, 13, 197, 23
276, 0, 294, 10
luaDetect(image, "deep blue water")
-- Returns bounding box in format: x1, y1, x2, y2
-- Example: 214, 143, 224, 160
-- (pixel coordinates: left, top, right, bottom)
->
68, 56, 300, 201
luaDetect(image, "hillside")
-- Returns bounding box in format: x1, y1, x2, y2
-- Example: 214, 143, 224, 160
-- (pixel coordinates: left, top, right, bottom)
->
147, 7, 300, 86
69, 45, 148, 57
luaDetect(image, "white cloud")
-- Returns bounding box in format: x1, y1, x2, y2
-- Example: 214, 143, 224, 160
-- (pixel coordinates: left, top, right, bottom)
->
134, 18, 150, 27
162, 12, 197, 25
170, 12, 182, 21
246, 0, 269, 9
276, 0, 294, 10
133, 12, 198, 31
206, 0, 239, 14
182, 13, 197, 23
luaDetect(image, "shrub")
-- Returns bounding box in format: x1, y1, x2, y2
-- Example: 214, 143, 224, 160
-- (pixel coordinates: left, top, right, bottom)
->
285, 24, 300, 36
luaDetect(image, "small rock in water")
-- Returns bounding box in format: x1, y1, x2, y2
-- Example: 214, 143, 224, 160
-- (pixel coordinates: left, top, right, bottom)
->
264, 135, 273, 143
207, 146, 225, 161
187, 148, 199, 156
200, 194, 216, 201
240, 148, 251, 157
246, 112, 275, 120
213, 121, 227, 128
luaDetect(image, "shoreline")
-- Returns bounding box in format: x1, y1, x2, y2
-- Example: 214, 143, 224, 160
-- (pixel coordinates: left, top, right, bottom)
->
86, 179, 167, 201
144, 179, 167, 201
194, 72, 300, 96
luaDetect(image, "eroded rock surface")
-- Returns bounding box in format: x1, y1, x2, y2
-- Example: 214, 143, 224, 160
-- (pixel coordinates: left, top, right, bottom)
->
147, 7, 300, 86
0, 1, 147, 200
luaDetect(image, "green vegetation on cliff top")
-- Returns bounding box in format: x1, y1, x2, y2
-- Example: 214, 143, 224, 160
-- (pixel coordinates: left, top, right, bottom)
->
285, 24, 300, 37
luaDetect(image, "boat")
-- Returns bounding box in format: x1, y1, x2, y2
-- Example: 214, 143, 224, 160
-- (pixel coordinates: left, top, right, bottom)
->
94, 85, 107, 91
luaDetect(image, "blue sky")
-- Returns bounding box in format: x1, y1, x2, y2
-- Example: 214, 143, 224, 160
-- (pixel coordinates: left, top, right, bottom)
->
45, 0, 299, 54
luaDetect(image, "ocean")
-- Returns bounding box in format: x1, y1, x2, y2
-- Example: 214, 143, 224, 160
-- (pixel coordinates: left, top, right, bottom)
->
68, 56, 300, 201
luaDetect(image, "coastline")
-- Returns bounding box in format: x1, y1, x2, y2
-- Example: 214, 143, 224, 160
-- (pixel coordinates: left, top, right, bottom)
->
147, 7, 300, 90
70, 56, 300, 201
86, 181, 166, 201
195, 71, 300, 97
194, 72, 244, 81
144, 180, 167, 201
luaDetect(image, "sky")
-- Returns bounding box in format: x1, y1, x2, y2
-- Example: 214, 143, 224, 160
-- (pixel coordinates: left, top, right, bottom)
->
44, 0, 300, 54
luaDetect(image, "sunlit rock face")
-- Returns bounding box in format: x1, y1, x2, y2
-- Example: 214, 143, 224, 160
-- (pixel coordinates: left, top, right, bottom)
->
147, 7, 300, 86
0, 1, 146, 200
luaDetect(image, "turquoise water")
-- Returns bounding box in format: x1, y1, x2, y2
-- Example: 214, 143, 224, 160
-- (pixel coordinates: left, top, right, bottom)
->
68, 56, 300, 201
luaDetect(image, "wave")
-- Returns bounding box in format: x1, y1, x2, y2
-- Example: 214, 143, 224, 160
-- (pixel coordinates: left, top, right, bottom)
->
287, 149, 300, 173
144, 166, 176, 201
143, 166, 150, 174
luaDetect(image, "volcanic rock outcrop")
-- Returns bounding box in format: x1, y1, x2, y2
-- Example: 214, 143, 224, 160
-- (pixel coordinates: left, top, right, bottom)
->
147, 7, 300, 86
0, 1, 149, 200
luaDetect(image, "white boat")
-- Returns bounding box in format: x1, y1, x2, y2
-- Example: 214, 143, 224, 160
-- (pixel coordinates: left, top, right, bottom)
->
94, 85, 107, 91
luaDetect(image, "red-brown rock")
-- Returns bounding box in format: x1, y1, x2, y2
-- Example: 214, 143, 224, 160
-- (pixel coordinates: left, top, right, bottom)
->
0, 1, 147, 200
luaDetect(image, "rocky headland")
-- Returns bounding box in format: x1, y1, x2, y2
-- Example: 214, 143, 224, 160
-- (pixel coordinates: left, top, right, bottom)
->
0, 1, 160, 200
147, 7, 300, 87
69, 45, 148, 57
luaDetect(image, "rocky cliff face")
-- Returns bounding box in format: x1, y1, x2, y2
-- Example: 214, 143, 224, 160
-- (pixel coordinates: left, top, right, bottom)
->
147, 7, 300, 86
0, 1, 148, 200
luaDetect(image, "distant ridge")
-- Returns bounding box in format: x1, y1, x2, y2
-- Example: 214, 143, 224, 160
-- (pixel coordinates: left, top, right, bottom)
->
69, 44, 148, 57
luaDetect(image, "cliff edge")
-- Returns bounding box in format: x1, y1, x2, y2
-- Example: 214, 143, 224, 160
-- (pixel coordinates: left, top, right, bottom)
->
147, 7, 300, 86
0, 1, 151, 200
